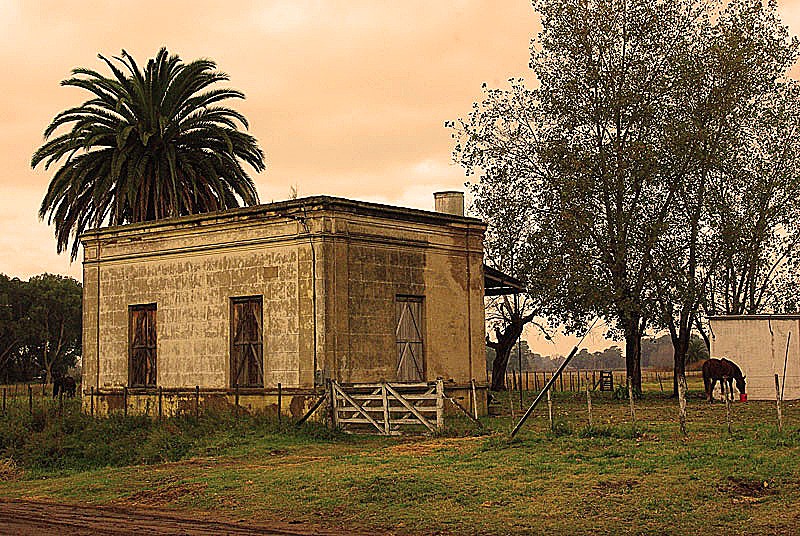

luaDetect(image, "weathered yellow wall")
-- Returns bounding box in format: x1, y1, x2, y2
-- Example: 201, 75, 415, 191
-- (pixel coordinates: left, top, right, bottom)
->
710, 317, 800, 400
81, 197, 486, 401
83, 217, 311, 390
321, 212, 484, 385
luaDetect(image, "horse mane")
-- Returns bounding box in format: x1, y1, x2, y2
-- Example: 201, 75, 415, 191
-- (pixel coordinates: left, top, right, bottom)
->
720, 358, 743, 378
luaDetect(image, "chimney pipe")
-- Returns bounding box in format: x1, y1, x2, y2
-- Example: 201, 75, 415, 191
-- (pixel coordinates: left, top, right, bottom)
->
433, 191, 464, 216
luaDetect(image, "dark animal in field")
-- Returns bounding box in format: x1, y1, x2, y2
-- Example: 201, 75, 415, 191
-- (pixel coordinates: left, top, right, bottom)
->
53, 375, 76, 399
702, 358, 745, 403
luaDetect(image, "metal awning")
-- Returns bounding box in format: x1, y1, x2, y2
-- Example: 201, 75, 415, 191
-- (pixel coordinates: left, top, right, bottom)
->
484, 264, 524, 296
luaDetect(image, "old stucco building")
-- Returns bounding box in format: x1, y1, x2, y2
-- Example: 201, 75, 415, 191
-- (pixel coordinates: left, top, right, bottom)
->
81, 193, 500, 417
709, 315, 800, 400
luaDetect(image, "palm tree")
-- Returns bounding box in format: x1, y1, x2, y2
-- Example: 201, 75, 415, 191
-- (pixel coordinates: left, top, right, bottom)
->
32, 47, 265, 259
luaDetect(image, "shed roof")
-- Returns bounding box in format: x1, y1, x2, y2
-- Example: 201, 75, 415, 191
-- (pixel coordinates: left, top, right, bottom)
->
483, 264, 524, 296
709, 314, 800, 321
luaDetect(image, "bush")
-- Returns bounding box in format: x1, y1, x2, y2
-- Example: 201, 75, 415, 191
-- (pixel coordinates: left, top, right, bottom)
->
0, 403, 344, 476
549, 417, 573, 437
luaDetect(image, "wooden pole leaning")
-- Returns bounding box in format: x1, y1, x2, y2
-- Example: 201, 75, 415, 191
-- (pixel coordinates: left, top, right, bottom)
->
510, 345, 579, 439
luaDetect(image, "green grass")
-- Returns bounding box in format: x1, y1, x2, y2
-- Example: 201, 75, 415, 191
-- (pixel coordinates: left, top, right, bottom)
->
1, 386, 799, 535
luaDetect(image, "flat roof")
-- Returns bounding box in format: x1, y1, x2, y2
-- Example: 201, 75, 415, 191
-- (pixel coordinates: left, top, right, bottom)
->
709, 314, 800, 321
79, 195, 485, 240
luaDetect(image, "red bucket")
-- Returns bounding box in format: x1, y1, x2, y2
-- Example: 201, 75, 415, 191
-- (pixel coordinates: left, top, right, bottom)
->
740, 393, 748, 402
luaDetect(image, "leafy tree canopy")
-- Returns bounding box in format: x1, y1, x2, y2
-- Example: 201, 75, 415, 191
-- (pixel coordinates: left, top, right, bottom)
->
32, 47, 265, 259
0, 274, 82, 383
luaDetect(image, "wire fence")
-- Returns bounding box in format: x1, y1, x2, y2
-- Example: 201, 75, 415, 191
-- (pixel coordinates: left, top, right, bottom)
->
491, 369, 702, 393
0, 382, 80, 416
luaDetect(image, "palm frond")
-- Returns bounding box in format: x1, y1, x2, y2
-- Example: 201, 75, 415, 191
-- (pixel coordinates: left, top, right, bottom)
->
32, 47, 265, 259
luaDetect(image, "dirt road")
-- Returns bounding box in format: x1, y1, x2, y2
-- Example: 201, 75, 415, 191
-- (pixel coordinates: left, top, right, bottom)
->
0, 498, 349, 535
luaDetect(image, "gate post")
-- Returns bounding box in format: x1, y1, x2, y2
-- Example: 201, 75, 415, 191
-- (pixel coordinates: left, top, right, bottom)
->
435, 378, 445, 433
381, 383, 390, 435
328, 380, 339, 428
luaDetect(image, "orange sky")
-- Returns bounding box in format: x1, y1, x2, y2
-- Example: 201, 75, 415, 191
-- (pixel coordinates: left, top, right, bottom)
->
2, 1, 799, 355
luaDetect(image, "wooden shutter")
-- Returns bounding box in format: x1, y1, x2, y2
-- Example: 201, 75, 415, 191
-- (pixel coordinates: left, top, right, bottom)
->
396, 296, 424, 382
231, 296, 264, 387
129, 304, 157, 387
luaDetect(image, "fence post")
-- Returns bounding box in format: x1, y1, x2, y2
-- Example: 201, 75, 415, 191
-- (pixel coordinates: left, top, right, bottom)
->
329, 380, 338, 428
470, 379, 479, 420
158, 386, 163, 420
123, 386, 128, 417
277, 383, 282, 425
678, 374, 687, 437
234, 383, 240, 419
723, 377, 732, 435
586, 381, 593, 429
435, 378, 445, 433
28, 384, 32, 415
90, 386, 94, 417
775, 374, 783, 433
381, 383, 390, 435
195, 385, 200, 418
627, 376, 636, 434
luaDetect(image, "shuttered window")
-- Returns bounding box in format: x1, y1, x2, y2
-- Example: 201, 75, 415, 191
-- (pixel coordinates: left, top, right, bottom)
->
396, 296, 424, 382
129, 304, 157, 387
230, 296, 264, 388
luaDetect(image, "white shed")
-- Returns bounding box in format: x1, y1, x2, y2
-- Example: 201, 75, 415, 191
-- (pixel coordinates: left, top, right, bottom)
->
709, 315, 800, 400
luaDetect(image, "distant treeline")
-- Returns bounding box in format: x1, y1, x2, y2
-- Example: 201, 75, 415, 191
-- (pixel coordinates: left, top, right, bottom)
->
0, 273, 82, 383
494, 335, 709, 373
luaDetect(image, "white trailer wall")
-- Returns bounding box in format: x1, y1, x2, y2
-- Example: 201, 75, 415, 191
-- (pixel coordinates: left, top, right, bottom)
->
709, 316, 800, 400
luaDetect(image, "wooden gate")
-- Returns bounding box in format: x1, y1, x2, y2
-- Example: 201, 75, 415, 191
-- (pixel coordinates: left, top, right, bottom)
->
329, 380, 444, 435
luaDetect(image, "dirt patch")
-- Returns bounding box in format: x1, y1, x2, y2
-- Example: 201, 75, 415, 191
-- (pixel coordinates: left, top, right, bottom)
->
125, 477, 207, 507
722, 476, 773, 502
384, 436, 484, 456
0, 497, 360, 535
591, 479, 639, 497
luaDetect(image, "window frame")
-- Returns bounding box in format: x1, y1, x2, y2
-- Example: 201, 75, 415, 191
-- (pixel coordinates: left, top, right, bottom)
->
229, 295, 265, 388
395, 295, 425, 382
128, 303, 157, 388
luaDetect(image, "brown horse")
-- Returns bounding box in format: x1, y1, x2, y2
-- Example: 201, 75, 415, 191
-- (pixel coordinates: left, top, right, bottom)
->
702, 358, 746, 402
53, 375, 76, 399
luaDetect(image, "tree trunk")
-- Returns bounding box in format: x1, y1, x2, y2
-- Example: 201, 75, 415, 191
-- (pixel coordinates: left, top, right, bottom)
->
670, 311, 692, 397
623, 316, 643, 394
490, 342, 514, 392
488, 321, 525, 392
694, 318, 711, 351
672, 340, 688, 398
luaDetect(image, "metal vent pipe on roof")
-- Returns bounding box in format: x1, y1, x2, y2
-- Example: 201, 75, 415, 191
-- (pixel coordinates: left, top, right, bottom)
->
433, 191, 464, 216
